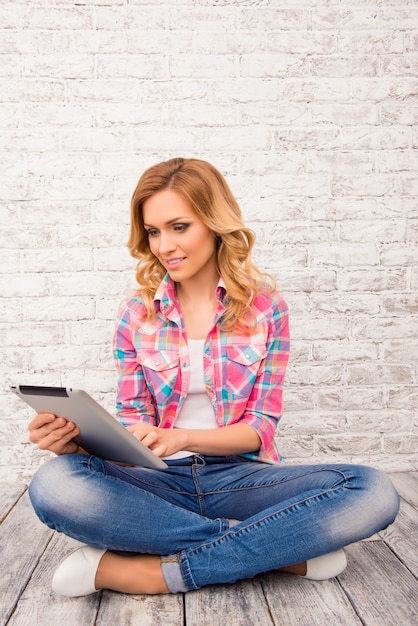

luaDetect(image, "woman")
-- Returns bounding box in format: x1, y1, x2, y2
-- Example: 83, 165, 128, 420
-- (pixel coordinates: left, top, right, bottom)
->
28, 157, 399, 597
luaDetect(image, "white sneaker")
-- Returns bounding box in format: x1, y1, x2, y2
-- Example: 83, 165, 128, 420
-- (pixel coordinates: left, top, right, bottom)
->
303, 549, 347, 580
52, 546, 107, 596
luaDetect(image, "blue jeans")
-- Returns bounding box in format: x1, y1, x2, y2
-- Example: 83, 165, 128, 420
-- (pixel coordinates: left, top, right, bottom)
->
29, 454, 399, 592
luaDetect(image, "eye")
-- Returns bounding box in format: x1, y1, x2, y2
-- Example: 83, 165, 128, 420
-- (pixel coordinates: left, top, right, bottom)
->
146, 228, 159, 237
173, 223, 189, 233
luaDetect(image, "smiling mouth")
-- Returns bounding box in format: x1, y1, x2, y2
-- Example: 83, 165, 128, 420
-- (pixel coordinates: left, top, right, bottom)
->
165, 258, 186, 267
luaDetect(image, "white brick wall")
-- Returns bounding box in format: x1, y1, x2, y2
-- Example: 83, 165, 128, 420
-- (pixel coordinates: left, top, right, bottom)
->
1, 0, 417, 482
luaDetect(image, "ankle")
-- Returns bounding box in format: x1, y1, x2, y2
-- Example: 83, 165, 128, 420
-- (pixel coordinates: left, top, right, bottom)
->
277, 561, 307, 576
96, 553, 170, 595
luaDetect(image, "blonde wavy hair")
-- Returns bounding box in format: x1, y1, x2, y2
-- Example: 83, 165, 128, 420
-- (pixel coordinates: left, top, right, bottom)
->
128, 157, 275, 327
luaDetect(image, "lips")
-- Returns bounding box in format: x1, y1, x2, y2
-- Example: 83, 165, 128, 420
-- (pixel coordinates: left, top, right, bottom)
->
164, 257, 186, 267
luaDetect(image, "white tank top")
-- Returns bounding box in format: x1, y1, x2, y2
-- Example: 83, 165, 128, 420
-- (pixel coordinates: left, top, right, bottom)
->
163, 339, 218, 460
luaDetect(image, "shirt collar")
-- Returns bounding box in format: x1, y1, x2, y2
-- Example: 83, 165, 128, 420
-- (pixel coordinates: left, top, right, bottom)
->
154, 273, 227, 315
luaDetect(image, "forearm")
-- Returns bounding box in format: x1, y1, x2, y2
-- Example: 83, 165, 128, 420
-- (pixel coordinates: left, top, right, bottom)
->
181, 423, 261, 456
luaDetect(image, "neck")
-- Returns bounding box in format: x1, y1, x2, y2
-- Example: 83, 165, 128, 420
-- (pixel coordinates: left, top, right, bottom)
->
175, 272, 220, 307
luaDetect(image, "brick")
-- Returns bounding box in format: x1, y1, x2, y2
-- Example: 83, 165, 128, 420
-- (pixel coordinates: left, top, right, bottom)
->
352, 317, 417, 340
0, 250, 20, 274
277, 270, 337, 293
281, 78, 349, 102
23, 297, 96, 322
0, 3, 22, 28
339, 127, 410, 150
69, 321, 114, 346
239, 102, 310, 126
382, 338, 418, 362
24, 55, 94, 79
383, 295, 418, 315
213, 78, 280, 103
313, 340, 380, 362
61, 128, 131, 152
380, 245, 418, 266
346, 364, 414, 386
351, 78, 418, 102
0, 274, 48, 298
267, 32, 336, 55
196, 31, 265, 55
387, 387, 418, 410
290, 316, 349, 340
169, 7, 237, 32
1, 323, 64, 347
310, 244, 378, 267
28, 345, 101, 371
24, 6, 93, 29
337, 31, 403, 54
240, 53, 308, 78
171, 55, 236, 79
317, 387, 384, 411
384, 435, 418, 455
285, 365, 344, 387
331, 175, 397, 198
68, 79, 139, 103
21, 249, 94, 273
316, 434, 382, 456
382, 54, 418, 77
312, 8, 378, 31
260, 174, 328, 198
20, 202, 93, 225
381, 7, 418, 30
95, 6, 167, 30
23, 103, 93, 127
311, 103, 378, 126
311, 294, 380, 315
240, 8, 310, 31
338, 269, 407, 291
339, 220, 406, 244
310, 56, 378, 77
280, 412, 345, 435
380, 102, 418, 126
0, 79, 65, 103
346, 410, 413, 433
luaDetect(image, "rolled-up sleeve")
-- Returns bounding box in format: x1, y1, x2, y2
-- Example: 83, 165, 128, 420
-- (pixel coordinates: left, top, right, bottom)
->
239, 293, 290, 462
113, 300, 157, 427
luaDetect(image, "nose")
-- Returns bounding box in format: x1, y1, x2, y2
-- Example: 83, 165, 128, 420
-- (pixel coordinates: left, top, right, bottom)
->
158, 230, 176, 255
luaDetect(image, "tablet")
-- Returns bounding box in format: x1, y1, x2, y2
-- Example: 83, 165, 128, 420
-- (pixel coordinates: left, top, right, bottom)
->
11, 385, 167, 469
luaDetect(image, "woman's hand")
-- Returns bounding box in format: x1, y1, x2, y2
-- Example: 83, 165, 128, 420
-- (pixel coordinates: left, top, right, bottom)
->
28, 412, 82, 456
127, 423, 187, 458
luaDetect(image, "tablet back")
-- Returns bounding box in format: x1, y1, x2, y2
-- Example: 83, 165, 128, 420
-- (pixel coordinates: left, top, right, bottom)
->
11, 385, 167, 469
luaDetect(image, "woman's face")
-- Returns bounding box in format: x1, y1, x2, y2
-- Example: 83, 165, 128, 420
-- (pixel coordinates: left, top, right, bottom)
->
142, 189, 218, 286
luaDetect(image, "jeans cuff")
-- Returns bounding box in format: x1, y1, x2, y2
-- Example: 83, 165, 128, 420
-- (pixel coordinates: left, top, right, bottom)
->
161, 556, 190, 593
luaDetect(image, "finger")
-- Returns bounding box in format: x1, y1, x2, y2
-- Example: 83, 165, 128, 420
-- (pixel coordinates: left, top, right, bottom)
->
148, 443, 167, 458
35, 422, 79, 449
139, 431, 159, 448
28, 412, 56, 432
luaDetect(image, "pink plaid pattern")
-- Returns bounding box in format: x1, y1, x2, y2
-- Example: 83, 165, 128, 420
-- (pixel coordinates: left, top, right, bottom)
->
113, 274, 290, 464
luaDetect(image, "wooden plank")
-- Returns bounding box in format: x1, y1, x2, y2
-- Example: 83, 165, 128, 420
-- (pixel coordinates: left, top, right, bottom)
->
260, 571, 361, 626
97, 591, 184, 626
380, 498, 418, 578
185, 578, 274, 626
338, 541, 418, 626
0, 491, 54, 625
389, 472, 418, 510
0, 482, 27, 523
7, 533, 101, 626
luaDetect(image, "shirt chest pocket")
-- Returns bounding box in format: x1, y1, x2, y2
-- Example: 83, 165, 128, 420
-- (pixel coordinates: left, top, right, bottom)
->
136, 349, 179, 400
224, 343, 267, 397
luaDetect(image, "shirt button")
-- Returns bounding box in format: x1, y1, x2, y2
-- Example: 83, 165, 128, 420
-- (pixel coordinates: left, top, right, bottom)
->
155, 361, 160, 366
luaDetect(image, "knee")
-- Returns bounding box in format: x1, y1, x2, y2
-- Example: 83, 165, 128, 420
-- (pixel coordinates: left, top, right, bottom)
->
357, 466, 400, 531
28, 454, 86, 526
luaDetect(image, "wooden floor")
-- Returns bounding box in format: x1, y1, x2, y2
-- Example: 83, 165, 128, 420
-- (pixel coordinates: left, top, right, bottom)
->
1, 472, 417, 626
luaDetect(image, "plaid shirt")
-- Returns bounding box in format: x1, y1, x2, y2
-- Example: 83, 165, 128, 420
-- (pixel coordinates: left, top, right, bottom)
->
113, 274, 290, 464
